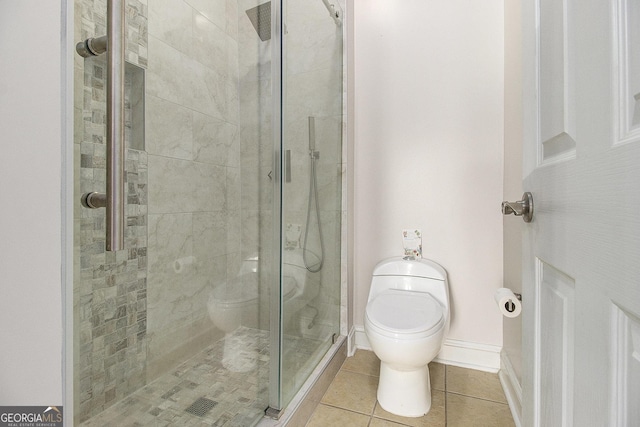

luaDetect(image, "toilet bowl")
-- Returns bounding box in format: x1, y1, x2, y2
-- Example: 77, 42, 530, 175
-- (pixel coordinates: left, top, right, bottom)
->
364, 257, 450, 417
207, 271, 297, 372
207, 249, 320, 372
207, 250, 321, 370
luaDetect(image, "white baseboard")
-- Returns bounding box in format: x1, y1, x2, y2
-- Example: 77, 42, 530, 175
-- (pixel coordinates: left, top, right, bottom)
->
354, 327, 501, 373
347, 326, 357, 356
499, 349, 523, 427
354, 326, 372, 350
434, 338, 501, 373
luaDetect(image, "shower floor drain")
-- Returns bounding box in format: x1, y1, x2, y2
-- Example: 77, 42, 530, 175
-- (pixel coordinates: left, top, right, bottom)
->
185, 397, 217, 417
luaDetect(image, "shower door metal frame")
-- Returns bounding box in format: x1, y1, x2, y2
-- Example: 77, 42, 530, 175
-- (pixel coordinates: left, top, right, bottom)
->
63, 0, 75, 424
268, 0, 285, 412
269, 0, 345, 413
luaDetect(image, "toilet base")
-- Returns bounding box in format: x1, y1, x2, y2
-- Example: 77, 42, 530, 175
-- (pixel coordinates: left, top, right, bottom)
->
377, 362, 432, 417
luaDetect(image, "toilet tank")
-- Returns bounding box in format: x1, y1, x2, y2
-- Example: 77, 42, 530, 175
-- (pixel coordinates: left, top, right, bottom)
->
368, 257, 449, 311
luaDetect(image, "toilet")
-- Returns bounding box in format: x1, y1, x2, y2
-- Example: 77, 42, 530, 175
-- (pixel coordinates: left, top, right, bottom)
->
207, 268, 298, 372
208, 249, 321, 332
364, 257, 450, 417
207, 249, 321, 370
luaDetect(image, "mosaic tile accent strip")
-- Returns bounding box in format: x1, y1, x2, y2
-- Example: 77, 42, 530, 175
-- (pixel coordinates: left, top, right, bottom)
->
79, 0, 148, 70
77, 127, 149, 422
125, 0, 149, 68
75, 0, 148, 422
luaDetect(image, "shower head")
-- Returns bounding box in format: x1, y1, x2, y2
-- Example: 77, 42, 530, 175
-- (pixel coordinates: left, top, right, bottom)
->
245, 2, 271, 41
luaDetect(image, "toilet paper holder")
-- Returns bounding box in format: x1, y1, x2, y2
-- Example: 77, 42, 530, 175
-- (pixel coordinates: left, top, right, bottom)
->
495, 288, 522, 317
504, 293, 522, 313
504, 292, 522, 313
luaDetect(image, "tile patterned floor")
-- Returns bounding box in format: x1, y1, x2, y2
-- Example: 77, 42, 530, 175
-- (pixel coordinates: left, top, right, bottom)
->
79, 341, 515, 426
306, 350, 515, 427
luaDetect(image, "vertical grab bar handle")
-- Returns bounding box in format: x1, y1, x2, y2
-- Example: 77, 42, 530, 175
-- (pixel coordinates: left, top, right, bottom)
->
106, 0, 125, 251
78, 0, 125, 251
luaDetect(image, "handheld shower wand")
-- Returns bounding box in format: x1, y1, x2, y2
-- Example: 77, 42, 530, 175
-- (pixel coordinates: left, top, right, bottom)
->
303, 116, 324, 273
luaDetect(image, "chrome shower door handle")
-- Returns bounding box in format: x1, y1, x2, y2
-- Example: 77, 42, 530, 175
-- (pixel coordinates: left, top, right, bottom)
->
80, 0, 126, 252
502, 192, 534, 223
106, 0, 126, 251
285, 150, 292, 183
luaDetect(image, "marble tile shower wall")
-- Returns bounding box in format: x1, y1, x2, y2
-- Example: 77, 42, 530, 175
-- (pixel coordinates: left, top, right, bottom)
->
237, 0, 274, 330
74, 0, 149, 423
144, 0, 241, 378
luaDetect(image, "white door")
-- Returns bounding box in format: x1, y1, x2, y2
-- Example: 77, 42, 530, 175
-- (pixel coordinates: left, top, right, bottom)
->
520, 0, 640, 426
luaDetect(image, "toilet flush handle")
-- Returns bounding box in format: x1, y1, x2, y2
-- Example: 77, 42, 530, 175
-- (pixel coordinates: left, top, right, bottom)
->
502, 192, 534, 223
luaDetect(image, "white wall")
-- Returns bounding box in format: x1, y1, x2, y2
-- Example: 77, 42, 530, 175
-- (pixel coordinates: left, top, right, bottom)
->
353, 0, 505, 347
0, 0, 65, 404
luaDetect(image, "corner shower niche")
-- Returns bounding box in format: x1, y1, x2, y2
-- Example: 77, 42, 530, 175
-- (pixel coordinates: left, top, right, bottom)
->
125, 62, 145, 152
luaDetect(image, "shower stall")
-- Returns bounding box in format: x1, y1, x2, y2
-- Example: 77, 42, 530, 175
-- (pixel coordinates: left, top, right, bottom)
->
72, 0, 344, 424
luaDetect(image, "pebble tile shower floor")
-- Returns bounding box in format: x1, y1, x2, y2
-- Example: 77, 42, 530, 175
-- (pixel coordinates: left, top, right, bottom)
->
80, 327, 320, 427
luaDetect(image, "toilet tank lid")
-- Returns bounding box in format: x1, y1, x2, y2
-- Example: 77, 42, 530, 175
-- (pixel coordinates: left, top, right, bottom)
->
372, 257, 447, 280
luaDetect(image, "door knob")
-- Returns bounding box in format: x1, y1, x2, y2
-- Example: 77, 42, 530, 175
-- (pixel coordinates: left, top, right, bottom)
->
502, 192, 534, 223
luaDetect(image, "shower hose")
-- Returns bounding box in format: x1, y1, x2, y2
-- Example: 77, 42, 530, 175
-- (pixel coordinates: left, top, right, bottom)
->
303, 150, 324, 273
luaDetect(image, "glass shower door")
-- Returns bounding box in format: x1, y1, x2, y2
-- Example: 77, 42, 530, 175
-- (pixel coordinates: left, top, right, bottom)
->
72, 0, 342, 422
279, 0, 344, 407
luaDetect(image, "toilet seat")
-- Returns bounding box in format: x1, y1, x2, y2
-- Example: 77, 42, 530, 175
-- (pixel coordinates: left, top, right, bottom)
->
366, 289, 444, 339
